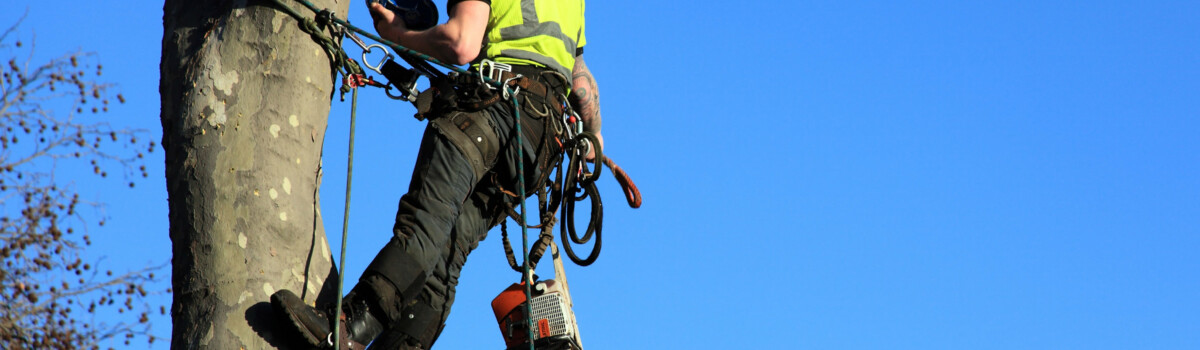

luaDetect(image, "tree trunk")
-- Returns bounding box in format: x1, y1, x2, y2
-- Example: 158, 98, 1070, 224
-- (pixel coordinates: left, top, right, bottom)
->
160, 0, 349, 348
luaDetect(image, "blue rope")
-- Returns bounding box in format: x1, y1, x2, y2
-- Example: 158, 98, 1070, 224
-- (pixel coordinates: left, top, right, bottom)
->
514, 94, 538, 350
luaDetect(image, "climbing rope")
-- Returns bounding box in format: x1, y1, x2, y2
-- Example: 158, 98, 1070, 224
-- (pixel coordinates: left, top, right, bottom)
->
333, 86, 359, 350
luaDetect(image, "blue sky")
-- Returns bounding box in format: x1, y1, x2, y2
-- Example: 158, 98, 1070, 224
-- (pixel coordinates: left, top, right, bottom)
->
4, 1, 1199, 349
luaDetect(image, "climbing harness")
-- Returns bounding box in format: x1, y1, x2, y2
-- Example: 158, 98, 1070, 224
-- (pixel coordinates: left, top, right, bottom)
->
266, 1, 642, 348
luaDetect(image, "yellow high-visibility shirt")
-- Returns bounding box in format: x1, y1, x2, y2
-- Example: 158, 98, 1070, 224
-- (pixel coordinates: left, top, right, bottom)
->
478, 0, 586, 78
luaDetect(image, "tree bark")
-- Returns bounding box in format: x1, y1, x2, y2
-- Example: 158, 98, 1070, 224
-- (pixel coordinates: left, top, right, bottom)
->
160, 0, 349, 348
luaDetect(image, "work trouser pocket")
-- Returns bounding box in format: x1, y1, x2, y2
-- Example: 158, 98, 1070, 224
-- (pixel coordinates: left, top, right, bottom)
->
431, 110, 500, 181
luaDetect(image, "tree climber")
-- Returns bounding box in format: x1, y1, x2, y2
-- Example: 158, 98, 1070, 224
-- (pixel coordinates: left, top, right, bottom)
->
271, 0, 601, 348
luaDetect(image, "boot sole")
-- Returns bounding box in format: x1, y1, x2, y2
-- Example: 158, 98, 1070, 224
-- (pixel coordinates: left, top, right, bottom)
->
270, 290, 328, 347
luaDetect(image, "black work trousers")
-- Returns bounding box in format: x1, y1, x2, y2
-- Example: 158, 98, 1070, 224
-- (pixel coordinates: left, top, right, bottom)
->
353, 72, 563, 348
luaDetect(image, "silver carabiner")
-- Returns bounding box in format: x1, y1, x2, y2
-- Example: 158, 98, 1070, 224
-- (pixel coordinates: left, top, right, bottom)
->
500, 74, 523, 100
478, 59, 512, 88
562, 109, 584, 140
361, 44, 392, 75
345, 31, 391, 75
385, 81, 418, 102
577, 137, 593, 160
345, 31, 370, 51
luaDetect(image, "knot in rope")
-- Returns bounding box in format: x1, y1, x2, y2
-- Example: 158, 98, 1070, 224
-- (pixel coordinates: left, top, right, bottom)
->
269, 0, 363, 95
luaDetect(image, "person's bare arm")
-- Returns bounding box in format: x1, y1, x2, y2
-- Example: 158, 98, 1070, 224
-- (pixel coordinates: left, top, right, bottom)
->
569, 55, 603, 157
369, 1, 489, 65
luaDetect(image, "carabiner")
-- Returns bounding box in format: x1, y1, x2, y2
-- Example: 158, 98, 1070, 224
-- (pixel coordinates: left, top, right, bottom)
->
385, 81, 418, 102
361, 44, 392, 75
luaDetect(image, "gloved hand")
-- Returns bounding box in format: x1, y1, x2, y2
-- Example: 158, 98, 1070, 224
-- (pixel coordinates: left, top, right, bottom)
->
366, 0, 438, 31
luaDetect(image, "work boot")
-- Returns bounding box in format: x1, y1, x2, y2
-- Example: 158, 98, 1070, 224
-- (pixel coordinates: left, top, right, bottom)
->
270, 289, 384, 349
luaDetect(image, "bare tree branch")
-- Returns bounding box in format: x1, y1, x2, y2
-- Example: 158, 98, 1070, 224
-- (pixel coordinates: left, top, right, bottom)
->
0, 17, 166, 350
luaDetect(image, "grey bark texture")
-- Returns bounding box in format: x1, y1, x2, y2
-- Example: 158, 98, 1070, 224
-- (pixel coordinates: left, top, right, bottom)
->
160, 0, 350, 348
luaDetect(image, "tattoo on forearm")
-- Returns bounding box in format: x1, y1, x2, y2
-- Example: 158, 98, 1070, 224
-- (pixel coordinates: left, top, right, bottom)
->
570, 59, 601, 132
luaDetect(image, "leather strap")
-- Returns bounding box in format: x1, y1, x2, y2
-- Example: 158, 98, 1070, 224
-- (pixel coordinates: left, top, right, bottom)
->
460, 67, 566, 115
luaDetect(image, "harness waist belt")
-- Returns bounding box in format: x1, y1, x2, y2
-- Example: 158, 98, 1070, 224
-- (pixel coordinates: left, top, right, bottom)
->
467, 65, 567, 115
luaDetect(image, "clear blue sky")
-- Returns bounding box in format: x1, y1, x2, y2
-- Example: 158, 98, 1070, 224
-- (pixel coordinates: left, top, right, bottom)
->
5, 1, 1199, 349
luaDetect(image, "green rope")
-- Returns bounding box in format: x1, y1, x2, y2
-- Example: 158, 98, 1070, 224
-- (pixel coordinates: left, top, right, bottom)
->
269, 0, 364, 95
274, 1, 538, 347
332, 86, 359, 350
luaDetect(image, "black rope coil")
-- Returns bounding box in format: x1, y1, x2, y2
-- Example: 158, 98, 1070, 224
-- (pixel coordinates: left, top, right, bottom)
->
557, 132, 605, 266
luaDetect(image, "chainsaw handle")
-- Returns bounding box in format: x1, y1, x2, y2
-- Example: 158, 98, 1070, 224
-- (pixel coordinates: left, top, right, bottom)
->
602, 156, 641, 209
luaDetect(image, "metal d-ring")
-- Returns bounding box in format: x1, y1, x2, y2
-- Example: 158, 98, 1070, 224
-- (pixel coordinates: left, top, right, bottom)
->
361, 44, 391, 75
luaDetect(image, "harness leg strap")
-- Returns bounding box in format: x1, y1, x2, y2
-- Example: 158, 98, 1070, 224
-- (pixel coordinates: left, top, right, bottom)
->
431, 110, 500, 181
